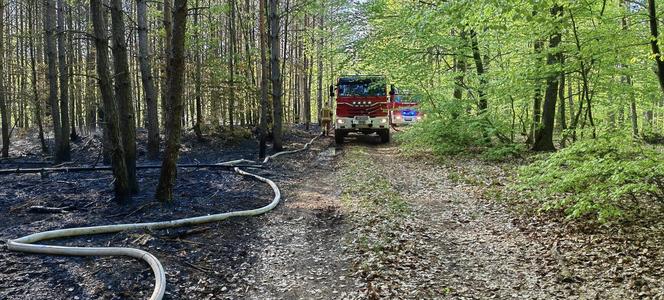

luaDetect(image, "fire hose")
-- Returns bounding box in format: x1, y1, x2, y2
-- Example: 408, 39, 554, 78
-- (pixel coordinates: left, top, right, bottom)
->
6, 134, 322, 300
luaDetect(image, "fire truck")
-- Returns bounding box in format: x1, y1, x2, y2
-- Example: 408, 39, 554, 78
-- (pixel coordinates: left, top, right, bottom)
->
391, 90, 423, 126
331, 75, 393, 144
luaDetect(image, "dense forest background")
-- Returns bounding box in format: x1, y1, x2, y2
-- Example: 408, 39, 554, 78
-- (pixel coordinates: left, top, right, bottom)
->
0, 0, 663, 219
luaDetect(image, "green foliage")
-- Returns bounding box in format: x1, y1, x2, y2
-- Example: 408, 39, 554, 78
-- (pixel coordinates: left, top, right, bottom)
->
481, 143, 526, 162
397, 115, 524, 162
518, 136, 664, 221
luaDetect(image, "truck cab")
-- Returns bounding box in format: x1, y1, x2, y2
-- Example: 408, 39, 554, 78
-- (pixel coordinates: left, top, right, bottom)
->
332, 75, 392, 144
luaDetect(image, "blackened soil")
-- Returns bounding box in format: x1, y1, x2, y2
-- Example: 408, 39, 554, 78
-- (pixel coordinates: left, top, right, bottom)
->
0, 126, 352, 299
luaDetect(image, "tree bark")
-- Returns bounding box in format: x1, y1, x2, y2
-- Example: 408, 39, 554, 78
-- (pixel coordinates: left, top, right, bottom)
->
44, 0, 65, 162
56, 0, 71, 161
258, 0, 269, 159
28, 1, 47, 153
193, 0, 203, 140
161, 0, 172, 132
470, 29, 487, 113
0, 0, 8, 158
228, 0, 237, 130
647, 0, 664, 95
91, 0, 131, 202
269, 0, 282, 151
316, 17, 325, 126
111, 0, 138, 192
532, 4, 563, 152
137, 0, 160, 160
155, 0, 187, 202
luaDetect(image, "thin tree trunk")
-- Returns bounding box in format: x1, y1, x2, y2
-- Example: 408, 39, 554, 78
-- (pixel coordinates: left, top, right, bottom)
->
0, 0, 7, 158
530, 39, 544, 145
258, 0, 269, 159
161, 0, 172, 132
470, 29, 487, 113
29, 2, 47, 153
44, 0, 64, 162
269, 0, 282, 151
316, 15, 324, 125
228, 0, 236, 130
155, 0, 187, 202
193, 0, 203, 139
111, 0, 138, 192
137, 0, 160, 159
56, 0, 71, 160
91, 0, 131, 202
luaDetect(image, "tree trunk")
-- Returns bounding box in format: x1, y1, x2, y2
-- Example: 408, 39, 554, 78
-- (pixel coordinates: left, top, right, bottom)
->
193, 0, 203, 140
0, 0, 8, 158
530, 39, 544, 145
316, 15, 324, 125
155, 0, 187, 202
56, 0, 71, 161
228, 0, 236, 130
303, 25, 311, 131
558, 70, 567, 131
137, 0, 160, 160
258, 0, 269, 159
161, 0, 172, 132
269, 0, 282, 151
111, 0, 138, 192
28, 1, 47, 153
532, 4, 563, 152
647, 0, 664, 95
470, 29, 487, 113
44, 0, 65, 162
91, 0, 131, 202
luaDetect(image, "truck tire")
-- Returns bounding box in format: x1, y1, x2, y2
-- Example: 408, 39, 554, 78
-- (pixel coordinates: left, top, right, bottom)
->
379, 129, 391, 143
335, 131, 344, 145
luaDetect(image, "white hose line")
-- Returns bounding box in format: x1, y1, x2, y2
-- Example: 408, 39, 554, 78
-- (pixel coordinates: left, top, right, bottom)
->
6, 133, 322, 300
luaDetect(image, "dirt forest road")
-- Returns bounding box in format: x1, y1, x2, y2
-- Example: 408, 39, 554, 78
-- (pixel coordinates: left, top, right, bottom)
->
1, 131, 657, 299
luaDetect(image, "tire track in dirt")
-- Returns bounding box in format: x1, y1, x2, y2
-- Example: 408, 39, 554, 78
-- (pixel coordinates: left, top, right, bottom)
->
238, 137, 357, 299
338, 136, 558, 299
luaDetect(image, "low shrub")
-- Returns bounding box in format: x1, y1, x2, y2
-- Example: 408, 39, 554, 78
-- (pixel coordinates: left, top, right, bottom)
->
397, 114, 524, 161
517, 135, 664, 221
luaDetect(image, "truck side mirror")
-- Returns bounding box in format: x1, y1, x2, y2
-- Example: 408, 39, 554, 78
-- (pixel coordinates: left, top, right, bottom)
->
329, 85, 335, 97
389, 84, 396, 96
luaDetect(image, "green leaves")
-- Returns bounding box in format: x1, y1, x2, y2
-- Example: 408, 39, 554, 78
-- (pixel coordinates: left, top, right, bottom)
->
518, 135, 664, 222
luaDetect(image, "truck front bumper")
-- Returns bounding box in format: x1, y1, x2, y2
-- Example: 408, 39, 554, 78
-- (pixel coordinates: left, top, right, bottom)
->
335, 116, 389, 133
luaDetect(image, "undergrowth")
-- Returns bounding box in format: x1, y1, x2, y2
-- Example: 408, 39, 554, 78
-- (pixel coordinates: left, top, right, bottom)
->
396, 116, 525, 162
517, 135, 664, 222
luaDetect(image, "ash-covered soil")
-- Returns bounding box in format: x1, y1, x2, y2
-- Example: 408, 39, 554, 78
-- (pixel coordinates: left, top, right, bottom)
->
0, 126, 355, 300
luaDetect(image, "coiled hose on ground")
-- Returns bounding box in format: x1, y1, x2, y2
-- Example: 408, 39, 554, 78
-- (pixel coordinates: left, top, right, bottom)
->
6, 134, 322, 300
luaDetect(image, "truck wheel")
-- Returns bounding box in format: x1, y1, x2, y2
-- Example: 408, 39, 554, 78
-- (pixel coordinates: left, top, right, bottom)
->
335, 131, 344, 145
380, 130, 391, 143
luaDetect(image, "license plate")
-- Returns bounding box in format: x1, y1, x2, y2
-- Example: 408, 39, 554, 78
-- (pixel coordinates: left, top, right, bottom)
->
405, 118, 413, 122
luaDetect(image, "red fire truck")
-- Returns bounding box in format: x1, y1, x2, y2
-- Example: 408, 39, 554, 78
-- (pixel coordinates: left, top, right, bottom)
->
331, 75, 393, 144
391, 90, 423, 126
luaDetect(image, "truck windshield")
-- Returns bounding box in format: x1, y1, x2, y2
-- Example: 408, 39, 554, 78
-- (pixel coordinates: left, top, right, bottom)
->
395, 94, 421, 103
338, 81, 386, 97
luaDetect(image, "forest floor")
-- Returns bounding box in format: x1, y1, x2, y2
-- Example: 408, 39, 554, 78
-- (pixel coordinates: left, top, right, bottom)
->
0, 127, 663, 299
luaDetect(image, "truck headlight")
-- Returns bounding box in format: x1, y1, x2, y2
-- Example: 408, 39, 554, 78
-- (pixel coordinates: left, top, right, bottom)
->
337, 119, 344, 124
381, 118, 388, 123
